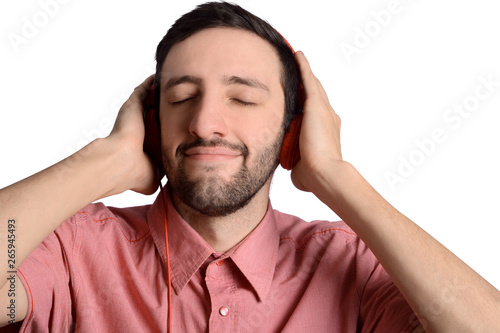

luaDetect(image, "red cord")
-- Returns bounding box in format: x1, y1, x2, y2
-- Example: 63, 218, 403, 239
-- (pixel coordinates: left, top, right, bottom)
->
159, 183, 172, 333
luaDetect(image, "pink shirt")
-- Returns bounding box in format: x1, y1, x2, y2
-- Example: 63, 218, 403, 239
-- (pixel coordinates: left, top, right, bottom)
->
15, 188, 419, 332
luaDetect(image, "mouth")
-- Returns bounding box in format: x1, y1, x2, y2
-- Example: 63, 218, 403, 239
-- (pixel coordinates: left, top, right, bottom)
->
184, 147, 242, 161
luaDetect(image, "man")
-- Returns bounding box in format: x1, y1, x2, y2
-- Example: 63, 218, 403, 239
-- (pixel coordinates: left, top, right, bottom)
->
0, 2, 499, 332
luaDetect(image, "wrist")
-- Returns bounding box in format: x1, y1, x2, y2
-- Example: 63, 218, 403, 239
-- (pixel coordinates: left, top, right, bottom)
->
307, 160, 357, 209
78, 137, 137, 199
311, 160, 395, 234
98, 135, 159, 196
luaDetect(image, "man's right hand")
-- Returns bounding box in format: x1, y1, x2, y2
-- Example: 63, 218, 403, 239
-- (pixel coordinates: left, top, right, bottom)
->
105, 74, 160, 196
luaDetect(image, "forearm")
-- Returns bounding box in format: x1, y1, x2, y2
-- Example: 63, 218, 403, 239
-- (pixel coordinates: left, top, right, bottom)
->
313, 161, 500, 332
0, 138, 129, 287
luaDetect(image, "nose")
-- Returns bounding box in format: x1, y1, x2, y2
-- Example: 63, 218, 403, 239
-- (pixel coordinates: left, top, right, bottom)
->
188, 94, 228, 139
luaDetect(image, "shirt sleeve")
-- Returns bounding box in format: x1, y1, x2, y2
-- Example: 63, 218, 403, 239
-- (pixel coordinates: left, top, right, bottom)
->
355, 239, 420, 333
16, 217, 77, 333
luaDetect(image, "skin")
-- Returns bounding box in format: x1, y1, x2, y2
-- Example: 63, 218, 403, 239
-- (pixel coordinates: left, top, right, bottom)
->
158, 28, 285, 252
1, 26, 499, 332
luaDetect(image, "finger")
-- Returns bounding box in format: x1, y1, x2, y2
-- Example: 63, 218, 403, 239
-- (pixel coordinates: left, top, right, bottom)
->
130, 74, 156, 103
315, 77, 331, 105
294, 51, 322, 103
296, 52, 337, 117
315, 78, 341, 123
118, 75, 155, 118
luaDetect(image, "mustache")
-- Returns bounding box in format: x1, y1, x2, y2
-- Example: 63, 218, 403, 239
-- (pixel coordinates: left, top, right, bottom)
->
176, 138, 249, 158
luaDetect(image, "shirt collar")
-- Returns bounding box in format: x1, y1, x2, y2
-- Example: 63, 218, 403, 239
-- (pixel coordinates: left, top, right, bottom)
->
147, 185, 280, 301
225, 203, 280, 301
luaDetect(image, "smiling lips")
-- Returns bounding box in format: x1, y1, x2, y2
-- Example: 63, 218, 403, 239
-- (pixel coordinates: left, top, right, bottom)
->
185, 147, 242, 161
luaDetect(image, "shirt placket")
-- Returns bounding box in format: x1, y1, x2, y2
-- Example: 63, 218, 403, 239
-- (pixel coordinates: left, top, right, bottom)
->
205, 258, 237, 333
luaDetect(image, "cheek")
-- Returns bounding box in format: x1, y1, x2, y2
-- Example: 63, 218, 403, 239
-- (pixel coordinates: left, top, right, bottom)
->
159, 114, 183, 157
253, 125, 277, 148
243, 115, 284, 155
255, 112, 285, 147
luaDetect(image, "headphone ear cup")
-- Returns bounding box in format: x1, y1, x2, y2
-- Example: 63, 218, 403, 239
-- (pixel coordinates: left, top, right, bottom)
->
280, 114, 302, 170
272, 30, 305, 170
279, 65, 304, 170
143, 106, 165, 177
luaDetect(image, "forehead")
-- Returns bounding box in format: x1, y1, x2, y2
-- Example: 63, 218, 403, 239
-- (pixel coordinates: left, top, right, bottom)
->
160, 27, 282, 89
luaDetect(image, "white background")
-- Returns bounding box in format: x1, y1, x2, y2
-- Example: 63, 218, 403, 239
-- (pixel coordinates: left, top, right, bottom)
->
1, 0, 499, 291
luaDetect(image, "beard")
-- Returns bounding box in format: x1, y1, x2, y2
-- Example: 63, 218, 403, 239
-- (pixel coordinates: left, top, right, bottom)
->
162, 132, 283, 217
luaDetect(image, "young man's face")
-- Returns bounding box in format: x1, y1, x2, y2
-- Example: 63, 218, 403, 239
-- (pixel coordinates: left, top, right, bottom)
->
159, 27, 286, 216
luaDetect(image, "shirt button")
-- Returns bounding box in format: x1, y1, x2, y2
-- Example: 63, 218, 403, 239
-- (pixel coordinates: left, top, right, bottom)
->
219, 306, 230, 317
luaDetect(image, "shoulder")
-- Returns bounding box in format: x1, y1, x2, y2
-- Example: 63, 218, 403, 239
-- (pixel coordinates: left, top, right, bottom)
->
272, 209, 359, 250
270, 209, 383, 298
271, 209, 380, 271
52, 202, 153, 245
73, 202, 151, 225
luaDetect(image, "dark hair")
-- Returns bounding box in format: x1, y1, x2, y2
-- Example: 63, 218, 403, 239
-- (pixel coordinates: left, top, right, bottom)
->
154, 1, 300, 131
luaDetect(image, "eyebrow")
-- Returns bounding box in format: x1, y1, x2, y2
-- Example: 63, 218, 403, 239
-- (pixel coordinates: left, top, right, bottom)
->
164, 75, 201, 91
164, 74, 270, 94
223, 75, 270, 93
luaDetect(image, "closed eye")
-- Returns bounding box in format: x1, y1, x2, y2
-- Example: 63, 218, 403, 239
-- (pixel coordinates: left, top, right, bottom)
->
171, 97, 196, 105
232, 98, 256, 106
171, 97, 256, 107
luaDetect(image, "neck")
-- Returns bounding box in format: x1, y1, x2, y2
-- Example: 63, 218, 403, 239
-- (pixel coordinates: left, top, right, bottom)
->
171, 180, 272, 252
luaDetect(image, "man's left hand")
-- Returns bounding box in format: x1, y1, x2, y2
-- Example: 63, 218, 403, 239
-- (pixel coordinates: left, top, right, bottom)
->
290, 51, 344, 194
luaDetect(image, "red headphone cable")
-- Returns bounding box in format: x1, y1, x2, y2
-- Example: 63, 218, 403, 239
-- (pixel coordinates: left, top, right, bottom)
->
159, 182, 172, 333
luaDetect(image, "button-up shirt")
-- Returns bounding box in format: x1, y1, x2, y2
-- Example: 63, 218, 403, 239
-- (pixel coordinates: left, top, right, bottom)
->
16, 188, 419, 332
